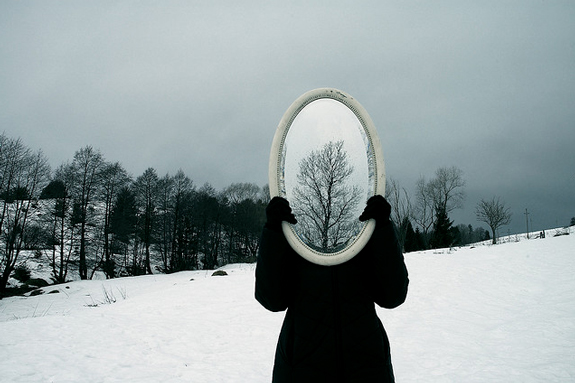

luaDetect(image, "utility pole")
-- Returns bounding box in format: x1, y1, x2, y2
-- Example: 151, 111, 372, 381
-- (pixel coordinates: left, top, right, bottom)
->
524, 208, 530, 239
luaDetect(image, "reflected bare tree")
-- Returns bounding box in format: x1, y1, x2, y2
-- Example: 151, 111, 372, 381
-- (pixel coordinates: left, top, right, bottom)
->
292, 140, 362, 252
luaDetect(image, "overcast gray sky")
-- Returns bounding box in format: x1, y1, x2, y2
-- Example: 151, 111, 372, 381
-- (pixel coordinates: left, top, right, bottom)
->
1, 1, 574, 235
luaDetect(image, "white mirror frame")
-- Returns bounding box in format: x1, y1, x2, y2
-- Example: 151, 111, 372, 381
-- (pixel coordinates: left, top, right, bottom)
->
269, 88, 385, 266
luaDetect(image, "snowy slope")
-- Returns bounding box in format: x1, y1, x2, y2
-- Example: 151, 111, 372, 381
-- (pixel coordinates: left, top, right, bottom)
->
1, 230, 574, 382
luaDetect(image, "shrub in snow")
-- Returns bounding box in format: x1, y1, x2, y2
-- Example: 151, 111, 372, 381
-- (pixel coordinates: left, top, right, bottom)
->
211, 270, 228, 276
12, 264, 31, 283
27, 278, 49, 288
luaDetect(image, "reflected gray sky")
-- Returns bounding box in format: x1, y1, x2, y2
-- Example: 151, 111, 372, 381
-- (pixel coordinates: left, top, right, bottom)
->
283, 98, 369, 215
1, 1, 574, 234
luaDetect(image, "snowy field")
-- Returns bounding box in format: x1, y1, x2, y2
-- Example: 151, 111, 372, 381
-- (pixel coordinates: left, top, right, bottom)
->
1, 229, 574, 383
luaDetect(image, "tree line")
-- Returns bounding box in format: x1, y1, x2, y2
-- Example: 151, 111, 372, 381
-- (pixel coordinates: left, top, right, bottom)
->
385, 166, 513, 252
1, 132, 522, 295
0, 133, 268, 294
285, 140, 499, 254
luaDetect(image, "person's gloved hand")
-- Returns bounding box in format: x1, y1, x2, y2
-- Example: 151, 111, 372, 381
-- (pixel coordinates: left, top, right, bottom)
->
265, 197, 297, 232
359, 195, 391, 224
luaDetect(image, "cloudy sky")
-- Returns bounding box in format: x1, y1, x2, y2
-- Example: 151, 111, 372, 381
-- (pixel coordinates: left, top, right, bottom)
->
1, 1, 574, 235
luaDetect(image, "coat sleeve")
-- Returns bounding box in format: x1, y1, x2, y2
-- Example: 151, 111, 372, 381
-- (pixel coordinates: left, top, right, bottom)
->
255, 226, 295, 312
366, 220, 409, 309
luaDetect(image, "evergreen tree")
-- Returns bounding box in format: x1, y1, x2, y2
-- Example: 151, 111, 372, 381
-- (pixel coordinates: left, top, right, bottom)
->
109, 187, 138, 277
430, 206, 453, 249
40, 180, 66, 200
193, 184, 223, 269
414, 227, 425, 250
99, 162, 131, 278
403, 220, 416, 253
450, 225, 462, 246
233, 197, 266, 262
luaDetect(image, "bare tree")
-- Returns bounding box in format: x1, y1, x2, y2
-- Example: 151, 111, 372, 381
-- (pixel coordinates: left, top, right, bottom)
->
48, 165, 77, 283
67, 146, 105, 280
412, 176, 435, 248
292, 140, 362, 252
98, 162, 131, 278
476, 196, 512, 244
223, 183, 261, 204
222, 182, 263, 263
0, 135, 50, 294
412, 168, 465, 249
194, 183, 223, 269
134, 168, 160, 274
260, 184, 271, 204
428, 166, 466, 214
385, 177, 412, 250
231, 197, 266, 262
168, 170, 196, 271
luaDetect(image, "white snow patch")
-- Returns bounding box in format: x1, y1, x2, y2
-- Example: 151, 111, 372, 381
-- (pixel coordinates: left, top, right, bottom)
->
1, 231, 574, 382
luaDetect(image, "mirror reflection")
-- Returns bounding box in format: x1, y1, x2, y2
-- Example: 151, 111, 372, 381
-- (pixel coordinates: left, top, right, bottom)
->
281, 99, 372, 253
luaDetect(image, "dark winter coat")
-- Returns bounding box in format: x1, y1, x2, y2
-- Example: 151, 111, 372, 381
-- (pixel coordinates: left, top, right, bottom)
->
255, 220, 409, 383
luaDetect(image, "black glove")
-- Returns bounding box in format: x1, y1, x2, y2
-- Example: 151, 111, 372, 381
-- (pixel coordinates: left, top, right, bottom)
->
359, 195, 391, 224
265, 197, 297, 232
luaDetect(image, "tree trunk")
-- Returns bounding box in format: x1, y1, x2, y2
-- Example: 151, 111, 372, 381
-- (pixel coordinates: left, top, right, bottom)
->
0, 266, 13, 297
79, 220, 88, 280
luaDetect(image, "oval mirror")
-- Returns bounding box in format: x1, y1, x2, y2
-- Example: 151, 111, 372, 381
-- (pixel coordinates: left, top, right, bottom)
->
269, 88, 385, 266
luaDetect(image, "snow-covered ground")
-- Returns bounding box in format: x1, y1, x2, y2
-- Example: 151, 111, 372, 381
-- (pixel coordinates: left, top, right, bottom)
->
1, 229, 574, 382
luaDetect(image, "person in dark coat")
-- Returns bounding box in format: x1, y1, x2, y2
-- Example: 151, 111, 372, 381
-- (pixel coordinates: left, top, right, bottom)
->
255, 195, 409, 383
